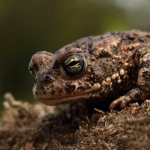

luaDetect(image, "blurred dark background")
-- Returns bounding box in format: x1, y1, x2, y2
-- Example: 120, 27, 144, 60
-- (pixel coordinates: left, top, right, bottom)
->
0, 0, 150, 104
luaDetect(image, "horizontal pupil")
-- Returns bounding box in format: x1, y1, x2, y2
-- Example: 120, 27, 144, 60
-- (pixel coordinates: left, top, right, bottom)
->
68, 60, 79, 66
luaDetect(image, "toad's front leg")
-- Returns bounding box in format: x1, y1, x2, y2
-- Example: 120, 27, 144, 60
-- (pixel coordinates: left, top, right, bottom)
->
109, 88, 148, 111
109, 48, 150, 111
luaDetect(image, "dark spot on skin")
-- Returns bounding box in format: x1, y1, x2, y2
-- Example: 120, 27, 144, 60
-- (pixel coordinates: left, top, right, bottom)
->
53, 60, 60, 69
142, 71, 150, 80
65, 46, 71, 51
127, 34, 136, 41
35, 91, 38, 95
51, 90, 55, 96
88, 43, 93, 49
58, 88, 63, 93
65, 82, 75, 92
146, 34, 150, 38
99, 49, 111, 58
140, 60, 150, 68
138, 37, 145, 42
42, 91, 46, 95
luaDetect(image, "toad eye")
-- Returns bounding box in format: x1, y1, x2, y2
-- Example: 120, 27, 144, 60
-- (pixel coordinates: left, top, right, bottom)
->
62, 54, 85, 76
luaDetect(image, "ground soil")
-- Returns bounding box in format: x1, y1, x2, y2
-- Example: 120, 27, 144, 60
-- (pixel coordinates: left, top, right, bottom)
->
0, 93, 150, 150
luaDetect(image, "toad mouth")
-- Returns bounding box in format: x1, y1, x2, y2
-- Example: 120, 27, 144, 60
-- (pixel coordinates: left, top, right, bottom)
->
35, 91, 100, 105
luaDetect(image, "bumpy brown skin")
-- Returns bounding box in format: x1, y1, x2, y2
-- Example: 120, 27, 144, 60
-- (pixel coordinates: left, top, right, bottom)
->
29, 30, 150, 111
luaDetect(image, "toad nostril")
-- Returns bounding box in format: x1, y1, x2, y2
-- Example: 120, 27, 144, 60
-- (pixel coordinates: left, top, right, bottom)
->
29, 61, 39, 77
33, 62, 39, 72
44, 74, 53, 83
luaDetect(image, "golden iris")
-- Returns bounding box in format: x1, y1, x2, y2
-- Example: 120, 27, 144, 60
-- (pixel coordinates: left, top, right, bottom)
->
63, 54, 85, 75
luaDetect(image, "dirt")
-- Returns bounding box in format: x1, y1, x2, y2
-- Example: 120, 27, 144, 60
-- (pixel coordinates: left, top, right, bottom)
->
0, 93, 150, 150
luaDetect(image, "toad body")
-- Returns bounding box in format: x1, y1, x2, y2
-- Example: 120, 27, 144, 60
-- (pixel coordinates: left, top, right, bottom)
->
29, 30, 150, 111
